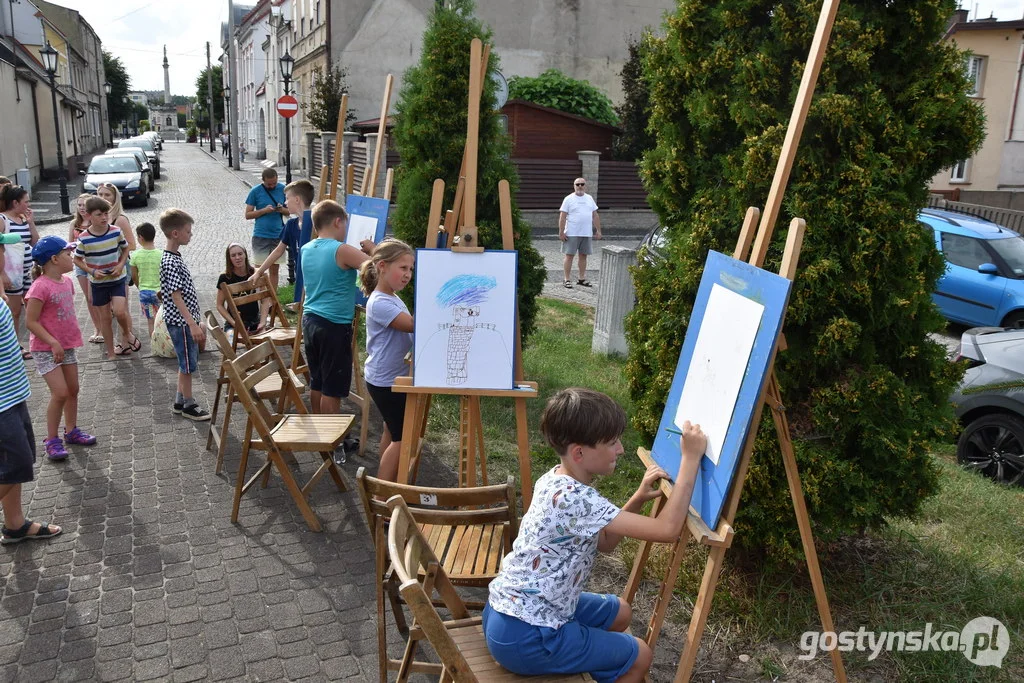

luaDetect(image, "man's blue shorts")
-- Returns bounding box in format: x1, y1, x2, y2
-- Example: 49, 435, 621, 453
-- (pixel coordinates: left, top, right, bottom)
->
482, 593, 638, 683
167, 324, 199, 375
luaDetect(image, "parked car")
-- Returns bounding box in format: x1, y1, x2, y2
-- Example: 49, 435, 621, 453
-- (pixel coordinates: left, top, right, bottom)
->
949, 326, 1024, 486
921, 208, 1024, 328
103, 149, 153, 192
118, 137, 160, 178
637, 223, 667, 266
142, 131, 162, 151
80, 155, 148, 206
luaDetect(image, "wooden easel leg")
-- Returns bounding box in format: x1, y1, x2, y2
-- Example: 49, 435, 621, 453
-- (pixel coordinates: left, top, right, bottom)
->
396, 394, 422, 485
472, 397, 487, 486
767, 374, 848, 683
621, 497, 665, 604
410, 395, 431, 483
514, 397, 533, 510
644, 524, 693, 653
458, 396, 475, 488
674, 542, 728, 683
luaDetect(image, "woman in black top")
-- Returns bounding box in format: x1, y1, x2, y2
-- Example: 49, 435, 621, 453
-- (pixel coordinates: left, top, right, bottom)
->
215, 243, 261, 332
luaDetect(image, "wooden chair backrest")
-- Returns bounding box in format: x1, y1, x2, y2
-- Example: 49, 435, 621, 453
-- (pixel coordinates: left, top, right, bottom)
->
386, 496, 477, 682
204, 310, 236, 361
224, 342, 307, 444
220, 272, 291, 349
356, 468, 518, 535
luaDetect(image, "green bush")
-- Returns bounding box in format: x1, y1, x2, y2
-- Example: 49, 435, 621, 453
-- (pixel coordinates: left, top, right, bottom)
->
509, 69, 618, 126
612, 36, 656, 161
626, 0, 985, 563
303, 63, 358, 132
391, 0, 545, 341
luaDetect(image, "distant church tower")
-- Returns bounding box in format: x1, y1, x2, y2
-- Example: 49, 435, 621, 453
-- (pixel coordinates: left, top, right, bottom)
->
163, 46, 171, 104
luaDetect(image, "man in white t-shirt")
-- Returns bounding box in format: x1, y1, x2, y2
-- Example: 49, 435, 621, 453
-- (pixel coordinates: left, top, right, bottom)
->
558, 178, 601, 288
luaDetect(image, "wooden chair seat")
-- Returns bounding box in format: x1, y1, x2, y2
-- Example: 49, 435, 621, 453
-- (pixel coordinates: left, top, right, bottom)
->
446, 621, 591, 681
262, 414, 355, 450
420, 522, 505, 585
251, 326, 296, 345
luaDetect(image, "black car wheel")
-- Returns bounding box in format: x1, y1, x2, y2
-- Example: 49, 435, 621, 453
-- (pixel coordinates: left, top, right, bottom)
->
1001, 310, 1024, 328
154, 167, 161, 180
956, 413, 1024, 486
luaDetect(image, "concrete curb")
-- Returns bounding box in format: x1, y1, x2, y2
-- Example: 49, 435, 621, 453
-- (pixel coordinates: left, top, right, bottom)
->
36, 214, 74, 225
197, 144, 257, 189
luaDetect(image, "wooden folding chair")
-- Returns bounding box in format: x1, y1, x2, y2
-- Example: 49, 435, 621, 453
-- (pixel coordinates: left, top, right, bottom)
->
386, 496, 592, 682
224, 341, 353, 532
204, 311, 306, 474
356, 469, 518, 682
219, 272, 300, 358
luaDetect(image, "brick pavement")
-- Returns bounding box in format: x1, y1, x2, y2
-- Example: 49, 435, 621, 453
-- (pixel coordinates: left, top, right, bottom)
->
0, 142, 441, 682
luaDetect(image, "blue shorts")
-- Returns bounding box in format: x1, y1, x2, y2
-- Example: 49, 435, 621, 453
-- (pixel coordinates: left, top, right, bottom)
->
0, 402, 36, 485
139, 289, 159, 319
91, 278, 127, 307
483, 593, 638, 683
167, 324, 199, 375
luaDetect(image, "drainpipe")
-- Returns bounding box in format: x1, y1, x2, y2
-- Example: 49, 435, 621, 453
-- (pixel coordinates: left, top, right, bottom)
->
29, 79, 44, 180
1008, 39, 1024, 141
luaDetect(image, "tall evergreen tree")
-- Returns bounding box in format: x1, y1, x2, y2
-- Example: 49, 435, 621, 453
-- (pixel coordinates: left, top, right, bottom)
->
627, 0, 985, 561
303, 63, 357, 132
391, 0, 545, 340
611, 37, 655, 161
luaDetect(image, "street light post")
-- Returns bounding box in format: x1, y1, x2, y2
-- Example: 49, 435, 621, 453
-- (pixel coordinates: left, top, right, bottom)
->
223, 89, 233, 168
40, 42, 70, 215
279, 51, 294, 184
103, 81, 112, 146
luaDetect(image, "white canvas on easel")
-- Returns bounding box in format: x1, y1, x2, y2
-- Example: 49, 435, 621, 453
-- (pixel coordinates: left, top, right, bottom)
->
346, 214, 378, 248
675, 283, 764, 464
413, 249, 518, 390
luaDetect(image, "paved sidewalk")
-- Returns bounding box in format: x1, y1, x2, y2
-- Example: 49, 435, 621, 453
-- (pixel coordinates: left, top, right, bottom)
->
0, 142, 448, 682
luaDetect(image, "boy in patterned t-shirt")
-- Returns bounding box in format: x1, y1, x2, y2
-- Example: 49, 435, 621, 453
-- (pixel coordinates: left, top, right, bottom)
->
484, 388, 707, 683
158, 209, 210, 421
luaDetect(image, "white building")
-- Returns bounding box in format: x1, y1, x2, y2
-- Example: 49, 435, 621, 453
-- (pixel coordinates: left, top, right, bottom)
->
236, 5, 270, 160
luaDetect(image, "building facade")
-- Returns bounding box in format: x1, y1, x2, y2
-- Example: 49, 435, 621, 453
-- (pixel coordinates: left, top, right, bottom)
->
931, 10, 1024, 193
237, 3, 270, 161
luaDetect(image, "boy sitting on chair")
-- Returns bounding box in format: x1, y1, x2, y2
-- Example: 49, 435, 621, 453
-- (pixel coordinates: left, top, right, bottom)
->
484, 388, 706, 683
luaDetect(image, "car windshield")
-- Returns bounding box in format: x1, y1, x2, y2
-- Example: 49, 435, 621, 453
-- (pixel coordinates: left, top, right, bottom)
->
89, 157, 137, 174
988, 235, 1024, 278
121, 139, 153, 152
106, 152, 143, 164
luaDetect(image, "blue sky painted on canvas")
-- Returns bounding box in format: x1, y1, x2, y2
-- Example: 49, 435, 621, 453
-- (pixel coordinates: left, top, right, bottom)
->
436, 274, 497, 308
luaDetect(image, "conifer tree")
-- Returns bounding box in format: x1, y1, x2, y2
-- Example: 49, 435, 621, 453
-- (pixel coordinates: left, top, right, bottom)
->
391, 0, 545, 340
627, 0, 984, 561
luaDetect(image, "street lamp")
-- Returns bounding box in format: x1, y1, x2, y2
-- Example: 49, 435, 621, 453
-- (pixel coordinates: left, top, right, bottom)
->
103, 82, 112, 146
279, 51, 294, 183
223, 88, 233, 167
40, 42, 70, 215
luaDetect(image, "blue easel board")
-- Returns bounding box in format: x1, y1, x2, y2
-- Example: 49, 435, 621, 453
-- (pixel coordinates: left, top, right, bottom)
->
650, 250, 792, 529
346, 194, 390, 306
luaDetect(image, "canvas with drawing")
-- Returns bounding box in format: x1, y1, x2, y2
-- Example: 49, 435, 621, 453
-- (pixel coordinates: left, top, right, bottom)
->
651, 251, 792, 528
413, 250, 518, 390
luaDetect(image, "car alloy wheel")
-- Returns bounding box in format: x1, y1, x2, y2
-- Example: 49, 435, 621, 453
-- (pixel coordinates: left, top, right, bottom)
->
957, 413, 1024, 486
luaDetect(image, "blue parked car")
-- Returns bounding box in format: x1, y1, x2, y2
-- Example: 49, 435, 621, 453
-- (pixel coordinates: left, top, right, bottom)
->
921, 208, 1024, 328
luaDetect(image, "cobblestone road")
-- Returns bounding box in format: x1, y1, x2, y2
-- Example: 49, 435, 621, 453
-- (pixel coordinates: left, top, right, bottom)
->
1, 142, 399, 682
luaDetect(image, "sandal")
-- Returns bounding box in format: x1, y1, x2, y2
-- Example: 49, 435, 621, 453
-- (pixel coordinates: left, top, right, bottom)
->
563, 280, 573, 289
88, 334, 104, 344
1, 520, 62, 545
576, 279, 593, 288
113, 344, 132, 356
21, 348, 31, 360
129, 335, 142, 352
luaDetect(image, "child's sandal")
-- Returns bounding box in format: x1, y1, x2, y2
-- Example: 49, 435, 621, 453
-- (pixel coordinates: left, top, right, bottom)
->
129, 335, 142, 352
113, 344, 132, 356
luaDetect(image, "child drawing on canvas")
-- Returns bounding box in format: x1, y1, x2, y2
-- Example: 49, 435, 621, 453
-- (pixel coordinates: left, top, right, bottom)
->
358, 239, 414, 482
484, 388, 706, 683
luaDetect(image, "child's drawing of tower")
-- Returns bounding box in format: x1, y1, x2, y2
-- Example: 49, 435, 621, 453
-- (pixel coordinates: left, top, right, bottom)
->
436, 274, 497, 386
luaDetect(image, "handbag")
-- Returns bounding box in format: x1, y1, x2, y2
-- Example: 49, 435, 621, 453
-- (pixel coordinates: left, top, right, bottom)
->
2, 241, 24, 292
150, 305, 177, 358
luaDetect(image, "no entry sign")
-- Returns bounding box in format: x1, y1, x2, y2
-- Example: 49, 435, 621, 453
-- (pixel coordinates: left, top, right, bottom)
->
277, 95, 298, 118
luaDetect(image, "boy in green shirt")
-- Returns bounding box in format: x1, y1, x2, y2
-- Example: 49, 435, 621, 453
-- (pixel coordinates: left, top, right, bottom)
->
130, 222, 162, 340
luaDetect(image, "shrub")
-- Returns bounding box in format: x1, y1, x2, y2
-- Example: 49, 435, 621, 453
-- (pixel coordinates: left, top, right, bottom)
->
509, 69, 618, 126
626, 0, 985, 563
303, 63, 358, 132
391, 0, 545, 341
612, 36, 656, 161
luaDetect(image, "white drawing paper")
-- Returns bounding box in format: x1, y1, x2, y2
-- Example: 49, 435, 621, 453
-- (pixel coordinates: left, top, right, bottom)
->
414, 250, 517, 390
346, 214, 379, 248
675, 283, 764, 465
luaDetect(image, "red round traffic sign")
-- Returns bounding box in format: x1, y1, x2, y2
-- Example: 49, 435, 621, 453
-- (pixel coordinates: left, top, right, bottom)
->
277, 95, 299, 119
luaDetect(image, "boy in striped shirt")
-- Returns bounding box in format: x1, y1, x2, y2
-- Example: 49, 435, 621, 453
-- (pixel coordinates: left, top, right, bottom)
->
0, 291, 62, 544
73, 197, 141, 360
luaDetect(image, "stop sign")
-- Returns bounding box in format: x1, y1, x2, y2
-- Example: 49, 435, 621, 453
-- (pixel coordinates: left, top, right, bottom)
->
277, 95, 298, 119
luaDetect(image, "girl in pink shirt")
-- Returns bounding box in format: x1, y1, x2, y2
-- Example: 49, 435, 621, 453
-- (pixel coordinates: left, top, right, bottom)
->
24, 236, 96, 461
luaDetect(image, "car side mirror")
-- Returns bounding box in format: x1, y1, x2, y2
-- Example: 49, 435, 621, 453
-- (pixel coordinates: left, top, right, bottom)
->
78, 169, 85, 175
978, 263, 999, 275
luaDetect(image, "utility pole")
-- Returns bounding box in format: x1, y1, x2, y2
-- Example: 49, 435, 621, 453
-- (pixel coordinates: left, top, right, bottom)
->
228, 0, 241, 170
206, 42, 216, 153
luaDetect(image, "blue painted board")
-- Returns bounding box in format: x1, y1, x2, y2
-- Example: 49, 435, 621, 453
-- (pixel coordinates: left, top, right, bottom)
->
650, 250, 792, 529
346, 194, 391, 306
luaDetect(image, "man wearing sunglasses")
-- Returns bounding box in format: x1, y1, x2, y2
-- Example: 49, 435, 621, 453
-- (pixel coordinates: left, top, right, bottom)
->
558, 178, 601, 288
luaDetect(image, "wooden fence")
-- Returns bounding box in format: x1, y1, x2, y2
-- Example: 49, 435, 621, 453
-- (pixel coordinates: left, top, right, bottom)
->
599, 160, 649, 209
512, 158, 583, 209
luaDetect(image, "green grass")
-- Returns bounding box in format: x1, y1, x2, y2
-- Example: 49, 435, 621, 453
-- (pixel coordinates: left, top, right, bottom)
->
417, 298, 1023, 681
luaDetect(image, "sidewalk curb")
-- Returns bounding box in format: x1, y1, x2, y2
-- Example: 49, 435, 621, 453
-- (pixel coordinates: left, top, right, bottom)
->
36, 214, 74, 225
197, 145, 257, 189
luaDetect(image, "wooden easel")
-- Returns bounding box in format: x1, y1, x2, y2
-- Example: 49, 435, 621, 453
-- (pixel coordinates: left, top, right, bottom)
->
392, 38, 539, 510
621, 2, 847, 681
